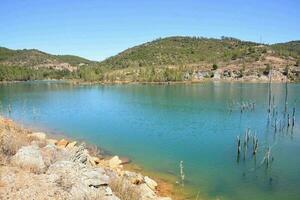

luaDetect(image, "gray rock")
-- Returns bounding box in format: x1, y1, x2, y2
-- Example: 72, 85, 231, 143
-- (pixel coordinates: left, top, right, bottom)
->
81, 166, 109, 187
70, 143, 88, 164
123, 170, 144, 185
13, 145, 45, 171
213, 70, 221, 79
47, 160, 114, 200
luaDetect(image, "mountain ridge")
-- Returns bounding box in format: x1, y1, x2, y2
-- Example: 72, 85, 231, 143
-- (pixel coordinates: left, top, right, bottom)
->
0, 36, 300, 82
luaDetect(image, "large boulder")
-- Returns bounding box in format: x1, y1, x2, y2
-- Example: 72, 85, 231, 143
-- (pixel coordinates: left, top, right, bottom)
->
47, 160, 116, 200
12, 145, 45, 172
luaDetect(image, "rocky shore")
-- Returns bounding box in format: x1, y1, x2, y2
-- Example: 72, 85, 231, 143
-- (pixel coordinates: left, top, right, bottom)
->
0, 117, 172, 200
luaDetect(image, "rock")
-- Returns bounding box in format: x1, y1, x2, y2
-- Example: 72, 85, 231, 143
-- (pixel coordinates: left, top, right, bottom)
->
47, 161, 114, 200
81, 167, 109, 187
213, 70, 221, 79
70, 143, 88, 164
41, 144, 59, 167
119, 157, 131, 165
46, 139, 58, 145
90, 156, 102, 166
27, 132, 46, 140
123, 171, 144, 185
144, 176, 158, 190
66, 141, 77, 148
108, 156, 122, 168
139, 183, 157, 199
56, 139, 69, 148
12, 145, 45, 172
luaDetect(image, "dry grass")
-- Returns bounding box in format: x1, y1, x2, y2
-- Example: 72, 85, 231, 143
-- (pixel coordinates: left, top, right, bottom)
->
0, 119, 31, 165
109, 177, 141, 200
0, 130, 29, 156
17, 163, 43, 174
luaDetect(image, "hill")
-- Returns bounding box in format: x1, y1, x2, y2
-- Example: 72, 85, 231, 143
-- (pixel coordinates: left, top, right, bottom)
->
94, 37, 300, 82
0, 47, 96, 81
271, 41, 300, 58
0, 37, 299, 82
0, 47, 95, 70
100, 36, 261, 69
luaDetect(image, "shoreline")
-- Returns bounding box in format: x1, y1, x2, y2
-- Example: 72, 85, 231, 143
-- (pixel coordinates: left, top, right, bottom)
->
0, 76, 295, 86
12, 118, 189, 199
0, 116, 189, 200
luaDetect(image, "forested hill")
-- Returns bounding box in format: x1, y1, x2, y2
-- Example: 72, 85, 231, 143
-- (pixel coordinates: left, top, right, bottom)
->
271, 41, 300, 58
98, 37, 300, 69
0, 47, 94, 69
94, 37, 300, 82
0, 37, 300, 82
0, 47, 96, 81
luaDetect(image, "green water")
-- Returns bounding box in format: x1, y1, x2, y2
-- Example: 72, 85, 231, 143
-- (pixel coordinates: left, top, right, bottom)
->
0, 81, 299, 200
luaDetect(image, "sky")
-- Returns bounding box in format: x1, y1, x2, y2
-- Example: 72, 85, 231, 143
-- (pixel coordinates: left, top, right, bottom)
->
0, 0, 299, 61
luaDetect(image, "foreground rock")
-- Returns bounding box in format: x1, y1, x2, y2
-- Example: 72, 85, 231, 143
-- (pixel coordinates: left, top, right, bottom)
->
47, 161, 117, 200
12, 145, 46, 172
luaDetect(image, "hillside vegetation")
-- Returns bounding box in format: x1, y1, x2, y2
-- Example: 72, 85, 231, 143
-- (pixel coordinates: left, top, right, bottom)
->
1, 37, 300, 82
100, 37, 262, 69
0, 47, 95, 81
0, 47, 93, 67
88, 37, 299, 82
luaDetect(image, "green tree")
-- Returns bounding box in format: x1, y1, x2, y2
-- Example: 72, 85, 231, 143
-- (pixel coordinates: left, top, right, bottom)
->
212, 64, 218, 70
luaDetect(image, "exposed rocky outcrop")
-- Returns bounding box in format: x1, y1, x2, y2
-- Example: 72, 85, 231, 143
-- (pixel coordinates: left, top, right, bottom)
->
0, 117, 172, 200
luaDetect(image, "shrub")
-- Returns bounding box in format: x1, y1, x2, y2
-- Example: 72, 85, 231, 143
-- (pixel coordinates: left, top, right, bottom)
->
263, 64, 271, 75
212, 64, 218, 70
283, 66, 289, 76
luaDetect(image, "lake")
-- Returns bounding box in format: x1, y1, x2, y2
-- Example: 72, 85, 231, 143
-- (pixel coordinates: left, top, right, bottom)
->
0, 81, 299, 200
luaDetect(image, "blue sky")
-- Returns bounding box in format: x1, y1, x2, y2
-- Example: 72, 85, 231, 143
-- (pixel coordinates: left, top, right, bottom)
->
0, 0, 299, 61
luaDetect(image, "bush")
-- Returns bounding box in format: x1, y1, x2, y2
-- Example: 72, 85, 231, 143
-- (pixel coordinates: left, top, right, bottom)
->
283, 66, 289, 76
263, 64, 271, 75
212, 64, 218, 70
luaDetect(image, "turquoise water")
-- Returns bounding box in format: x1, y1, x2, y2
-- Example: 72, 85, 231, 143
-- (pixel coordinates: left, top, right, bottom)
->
0, 81, 299, 200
